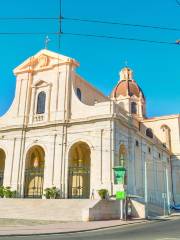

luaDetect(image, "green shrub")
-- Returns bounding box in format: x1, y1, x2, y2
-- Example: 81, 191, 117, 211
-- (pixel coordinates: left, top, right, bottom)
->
98, 189, 108, 200
44, 188, 51, 199
44, 186, 59, 199
3, 186, 16, 198
0, 186, 4, 198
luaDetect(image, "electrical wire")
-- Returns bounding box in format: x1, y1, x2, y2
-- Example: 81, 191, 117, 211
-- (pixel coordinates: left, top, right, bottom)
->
0, 16, 177, 47
62, 31, 178, 46
0, 32, 58, 35
0, 15, 179, 35
0, 17, 58, 20
63, 16, 180, 33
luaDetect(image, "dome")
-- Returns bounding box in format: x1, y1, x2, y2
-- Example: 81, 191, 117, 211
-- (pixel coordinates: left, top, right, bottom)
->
111, 67, 145, 100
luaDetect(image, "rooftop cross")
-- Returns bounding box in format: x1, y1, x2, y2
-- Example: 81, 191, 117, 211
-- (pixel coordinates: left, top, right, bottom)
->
44, 36, 51, 49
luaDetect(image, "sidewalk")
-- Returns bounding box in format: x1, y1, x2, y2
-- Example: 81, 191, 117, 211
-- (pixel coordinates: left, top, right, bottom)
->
0, 218, 147, 236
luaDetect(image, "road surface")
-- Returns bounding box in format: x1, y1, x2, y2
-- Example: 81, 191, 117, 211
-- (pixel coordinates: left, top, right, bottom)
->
2, 218, 180, 240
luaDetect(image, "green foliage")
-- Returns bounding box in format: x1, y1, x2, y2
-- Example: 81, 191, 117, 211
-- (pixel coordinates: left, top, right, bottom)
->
0, 186, 4, 198
0, 186, 16, 198
98, 189, 108, 200
44, 186, 59, 199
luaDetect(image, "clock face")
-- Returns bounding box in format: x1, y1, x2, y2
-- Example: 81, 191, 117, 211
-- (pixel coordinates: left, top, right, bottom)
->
38, 55, 49, 68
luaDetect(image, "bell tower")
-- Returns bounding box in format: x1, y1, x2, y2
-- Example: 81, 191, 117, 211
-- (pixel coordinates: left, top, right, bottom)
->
111, 67, 146, 119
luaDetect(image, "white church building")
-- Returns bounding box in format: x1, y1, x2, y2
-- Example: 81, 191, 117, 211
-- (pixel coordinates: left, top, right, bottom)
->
0, 49, 180, 208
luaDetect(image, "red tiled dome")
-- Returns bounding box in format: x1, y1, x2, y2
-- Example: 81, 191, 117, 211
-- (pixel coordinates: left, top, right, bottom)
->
112, 80, 144, 98
111, 67, 145, 100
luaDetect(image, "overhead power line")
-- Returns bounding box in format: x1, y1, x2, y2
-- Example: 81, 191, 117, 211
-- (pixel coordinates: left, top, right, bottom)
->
0, 32, 58, 35
0, 17, 58, 20
62, 31, 178, 46
63, 17, 180, 33
0, 15, 178, 46
0, 15, 179, 34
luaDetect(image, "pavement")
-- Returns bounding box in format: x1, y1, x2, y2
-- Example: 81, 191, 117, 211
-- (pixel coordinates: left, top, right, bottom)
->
0, 213, 180, 237
0, 216, 180, 240
0, 218, 147, 236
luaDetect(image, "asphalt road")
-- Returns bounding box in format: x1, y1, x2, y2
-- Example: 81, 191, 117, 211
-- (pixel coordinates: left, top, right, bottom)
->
1, 218, 180, 240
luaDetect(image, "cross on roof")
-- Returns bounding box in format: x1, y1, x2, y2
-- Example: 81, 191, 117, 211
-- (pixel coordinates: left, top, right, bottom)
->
44, 36, 51, 49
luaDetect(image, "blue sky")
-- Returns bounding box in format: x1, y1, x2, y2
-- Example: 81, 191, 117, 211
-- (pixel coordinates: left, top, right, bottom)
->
0, 0, 179, 117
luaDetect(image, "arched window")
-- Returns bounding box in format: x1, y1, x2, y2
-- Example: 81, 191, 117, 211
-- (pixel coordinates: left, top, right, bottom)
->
36, 91, 46, 114
117, 144, 127, 185
119, 144, 127, 167
76, 88, 82, 101
161, 125, 171, 150
131, 102, 137, 114
146, 128, 153, 139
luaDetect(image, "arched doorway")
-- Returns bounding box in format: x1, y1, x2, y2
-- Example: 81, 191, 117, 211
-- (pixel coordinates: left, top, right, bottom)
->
24, 146, 45, 198
68, 142, 91, 199
0, 149, 5, 186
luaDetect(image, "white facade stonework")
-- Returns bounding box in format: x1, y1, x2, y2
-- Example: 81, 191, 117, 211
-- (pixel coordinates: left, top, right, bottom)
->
0, 49, 179, 208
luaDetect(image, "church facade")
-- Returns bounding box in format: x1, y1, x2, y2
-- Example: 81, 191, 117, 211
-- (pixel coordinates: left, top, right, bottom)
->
0, 49, 179, 207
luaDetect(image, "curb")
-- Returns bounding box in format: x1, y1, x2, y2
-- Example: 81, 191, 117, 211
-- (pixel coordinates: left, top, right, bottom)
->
0, 220, 148, 237
148, 214, 180, 220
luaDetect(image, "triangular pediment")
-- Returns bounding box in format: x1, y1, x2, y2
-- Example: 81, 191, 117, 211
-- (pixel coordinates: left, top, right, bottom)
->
13, 49, 79, 75
32, 80, 50, 88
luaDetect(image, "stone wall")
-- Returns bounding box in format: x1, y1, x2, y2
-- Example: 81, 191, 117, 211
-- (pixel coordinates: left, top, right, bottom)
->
0, 199, 123, 221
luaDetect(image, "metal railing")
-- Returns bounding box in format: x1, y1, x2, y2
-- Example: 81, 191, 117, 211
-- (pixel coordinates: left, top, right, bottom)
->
0, 170, 4, 186
24, 168, 44, 198
68, 167, 90, 199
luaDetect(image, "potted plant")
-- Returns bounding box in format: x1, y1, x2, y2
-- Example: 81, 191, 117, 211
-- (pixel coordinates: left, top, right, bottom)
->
98, 189, 109, 200
44, 188, 51, 199
3, 186, 16, 198
44, 186, 59, 199
0, 186, 4, 198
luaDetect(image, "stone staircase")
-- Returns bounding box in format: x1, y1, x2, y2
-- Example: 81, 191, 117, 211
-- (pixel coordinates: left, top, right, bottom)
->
0, 199, 99, 221
0, 199, 121, 221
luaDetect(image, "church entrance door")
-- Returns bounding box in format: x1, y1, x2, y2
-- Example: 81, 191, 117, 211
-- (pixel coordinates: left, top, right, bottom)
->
24, 146, 45, 198
68, 142, 90, 199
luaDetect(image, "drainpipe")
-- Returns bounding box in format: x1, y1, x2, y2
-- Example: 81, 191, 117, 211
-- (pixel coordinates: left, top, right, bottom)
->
170, 156, 176, 205
165, 164, 170, 215
110, 100, 115, 196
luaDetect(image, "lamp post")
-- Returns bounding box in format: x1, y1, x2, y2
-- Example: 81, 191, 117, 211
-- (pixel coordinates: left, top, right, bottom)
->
113, 165, 126, 220
165, 165, 170, 215
144, 157, 148, 218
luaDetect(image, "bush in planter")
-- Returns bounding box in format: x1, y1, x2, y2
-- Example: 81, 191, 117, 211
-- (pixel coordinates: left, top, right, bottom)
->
0, 186, 4, 198
44, 188, 51, 199
98, 189, 109, 200
3, 186, 16, 198
44, 186, 59, 199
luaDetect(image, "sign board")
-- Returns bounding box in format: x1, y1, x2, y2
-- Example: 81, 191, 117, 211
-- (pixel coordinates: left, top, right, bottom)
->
116, 191, 126, 200
113, 166, 126, 184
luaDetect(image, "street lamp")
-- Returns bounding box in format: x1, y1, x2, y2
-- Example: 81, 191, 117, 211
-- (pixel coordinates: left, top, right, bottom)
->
113, 163, 126, 220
